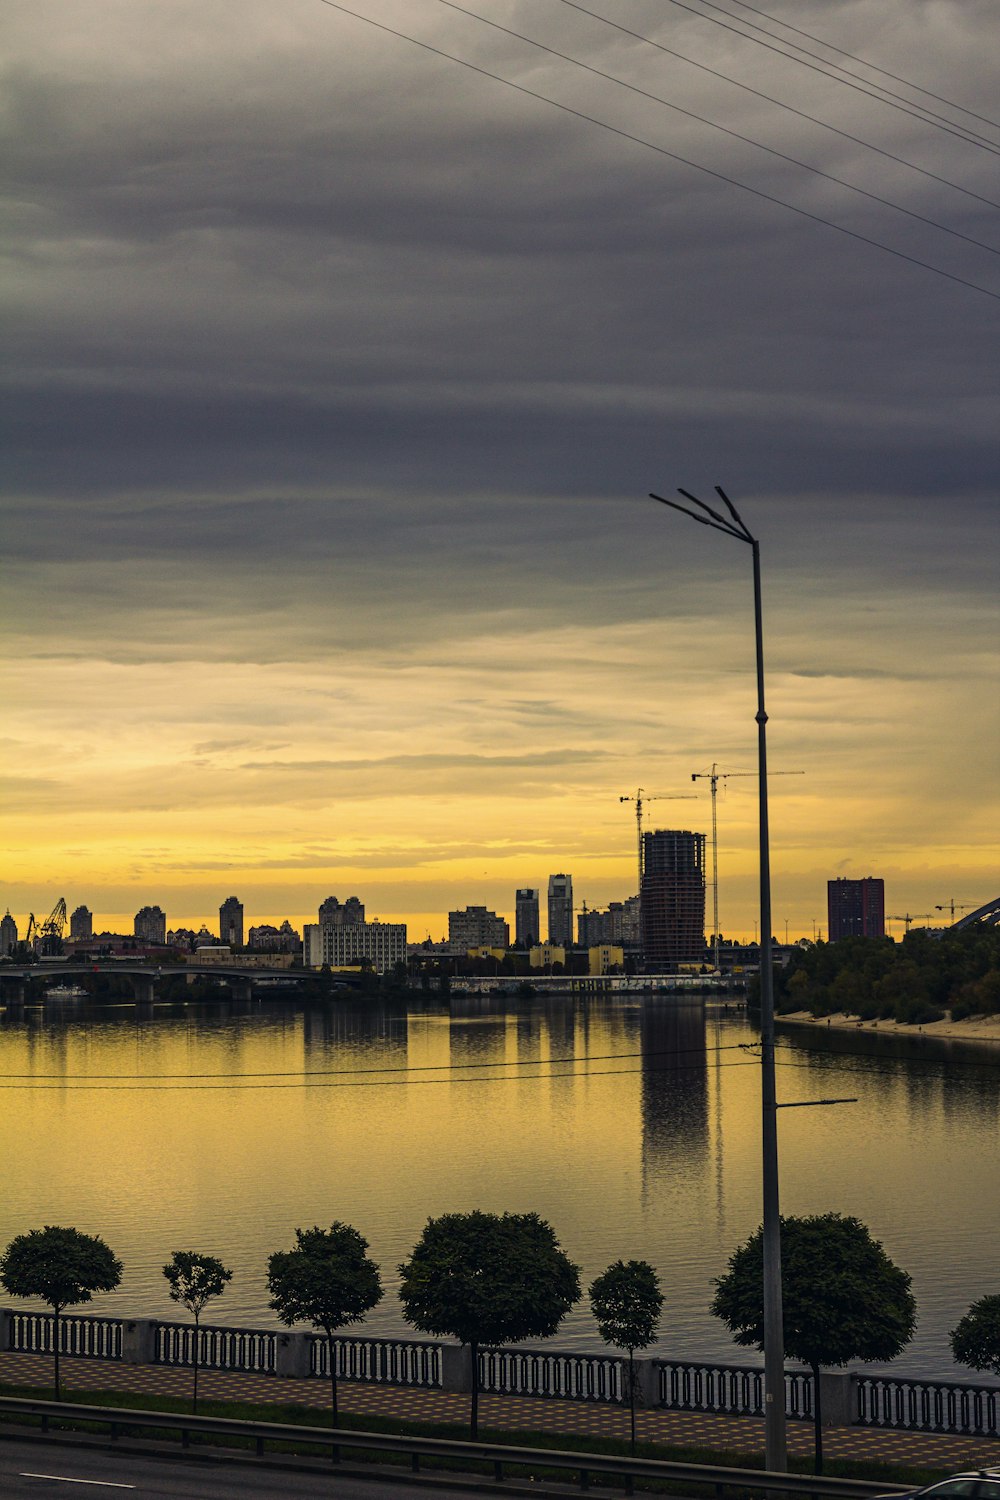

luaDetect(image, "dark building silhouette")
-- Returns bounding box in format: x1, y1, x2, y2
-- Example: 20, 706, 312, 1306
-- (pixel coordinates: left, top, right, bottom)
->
515, 888, 540, 947
827, 877, 885, 940
547, 873, 573, 947
640, 829, 706, 966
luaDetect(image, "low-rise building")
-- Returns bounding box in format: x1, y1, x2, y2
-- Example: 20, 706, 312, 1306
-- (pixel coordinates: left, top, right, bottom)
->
588, 944, 625, 976
529, 943, 566, 969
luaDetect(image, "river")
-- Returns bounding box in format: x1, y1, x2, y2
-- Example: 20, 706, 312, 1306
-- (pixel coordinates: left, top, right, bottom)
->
0, 992, 997, 1381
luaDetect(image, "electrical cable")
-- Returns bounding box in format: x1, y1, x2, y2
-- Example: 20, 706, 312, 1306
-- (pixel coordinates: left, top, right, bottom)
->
439, 0, 1000, 258
555, 0, 1000, 212
0, 1058, 765, 1090
657, 0, 1000, 154
0, 1041, 758, 1081
312, 0, 1000, 303
721, 0, 1000, 133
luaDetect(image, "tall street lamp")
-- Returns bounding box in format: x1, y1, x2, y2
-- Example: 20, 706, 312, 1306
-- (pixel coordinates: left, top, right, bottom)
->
648, 483, 786, 1472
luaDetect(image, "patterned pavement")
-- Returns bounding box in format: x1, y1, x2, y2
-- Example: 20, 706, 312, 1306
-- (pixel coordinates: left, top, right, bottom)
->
1, 1352, 998, 1473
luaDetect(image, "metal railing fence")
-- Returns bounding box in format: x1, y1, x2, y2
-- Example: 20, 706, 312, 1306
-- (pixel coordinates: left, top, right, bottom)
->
7, 1311, 122, 1361
856, 1374, 999, 1436
310, 1335, 441, 1387
479, 1347, 626, 1403
657, 1360, 813, 1420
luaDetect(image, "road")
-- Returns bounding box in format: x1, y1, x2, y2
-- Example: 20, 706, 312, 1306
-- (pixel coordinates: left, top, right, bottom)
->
0, 1435, 496, 1499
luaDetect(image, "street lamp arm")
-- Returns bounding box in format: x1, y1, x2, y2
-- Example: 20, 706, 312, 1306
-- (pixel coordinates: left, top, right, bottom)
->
714, 485, 755, 543
648, 491, 742, 539
677, 486, 749, 538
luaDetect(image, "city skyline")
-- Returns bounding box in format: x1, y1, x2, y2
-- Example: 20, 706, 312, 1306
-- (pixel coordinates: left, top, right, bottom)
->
3, 3, 996, 939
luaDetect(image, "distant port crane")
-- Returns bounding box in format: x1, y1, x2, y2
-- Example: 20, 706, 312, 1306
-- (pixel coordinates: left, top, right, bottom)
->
25, 897, 67, 954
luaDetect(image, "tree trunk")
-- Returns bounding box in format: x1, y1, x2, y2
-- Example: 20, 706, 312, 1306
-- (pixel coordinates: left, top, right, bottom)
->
628, 1350, 636, 1454
812, 1362, 823, 1474
53, 1304, 62, 1402
470, 1341, 479, 1441
329, 1333, 339, 1428
192, 1312, 200, 1413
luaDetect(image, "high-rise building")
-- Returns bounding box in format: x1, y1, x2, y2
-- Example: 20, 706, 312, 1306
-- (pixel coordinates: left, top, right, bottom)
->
70, 905, 93, 941
0, 910, 17, 955
318, 896, 365, 926
640, 830, 706, 966
219, 896, 244, 949
515, 888, 540, 947
449, 906, 510, 952
134, 905, 166, 944
547, 873, 573, 947
827, 877, 885, 941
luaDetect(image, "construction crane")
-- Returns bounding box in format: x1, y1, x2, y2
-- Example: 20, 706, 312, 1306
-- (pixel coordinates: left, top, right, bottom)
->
691, 765, 804, 971
888, 912, 934, 933
935, 900, 978, 924
619, 789, 696, 898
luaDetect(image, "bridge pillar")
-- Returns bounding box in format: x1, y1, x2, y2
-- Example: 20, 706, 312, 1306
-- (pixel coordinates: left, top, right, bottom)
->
130, 973, 155, 1005
0, 978, 26, 1005
230, 977, 254, 1003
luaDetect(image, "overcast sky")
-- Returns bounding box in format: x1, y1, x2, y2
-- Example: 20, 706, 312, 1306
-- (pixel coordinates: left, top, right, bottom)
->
3, 0, 998, 940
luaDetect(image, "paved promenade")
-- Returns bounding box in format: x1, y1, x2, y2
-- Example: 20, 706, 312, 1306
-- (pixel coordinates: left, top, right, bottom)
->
2, 1352, 998, 1473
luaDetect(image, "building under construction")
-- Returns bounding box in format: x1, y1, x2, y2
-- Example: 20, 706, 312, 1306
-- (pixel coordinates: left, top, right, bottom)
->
640, 829, 707, 968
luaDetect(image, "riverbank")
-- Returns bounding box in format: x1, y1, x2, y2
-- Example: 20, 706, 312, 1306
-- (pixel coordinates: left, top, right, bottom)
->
776, 1010, 1000, 1046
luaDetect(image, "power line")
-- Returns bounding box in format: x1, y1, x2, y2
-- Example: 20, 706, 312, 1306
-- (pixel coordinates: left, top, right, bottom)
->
312, 0, 1000, 303
658, 0, 1000, 154
555, 0, 1000, 212
721, 0, 1000, 133
0, 1041, 757, 1081
0, 1059, 764, 1091
439, 0, 1000, 259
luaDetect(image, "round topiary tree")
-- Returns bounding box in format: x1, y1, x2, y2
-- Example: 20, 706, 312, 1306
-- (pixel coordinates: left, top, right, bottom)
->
712, 1212, 915, 1473
950, 1294, 1000, 1379
0, 1225, 122, 1399
589, 1259, 663, 1452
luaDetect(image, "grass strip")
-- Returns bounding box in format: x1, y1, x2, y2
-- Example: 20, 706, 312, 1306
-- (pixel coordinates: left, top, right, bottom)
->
0, 1380, 950, 1489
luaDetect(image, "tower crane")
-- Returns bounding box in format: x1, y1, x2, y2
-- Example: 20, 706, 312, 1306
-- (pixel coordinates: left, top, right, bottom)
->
619, 789, 696, 898
888, 913, 934, 933
691, 765, 804, 971
935, 900, 977, 924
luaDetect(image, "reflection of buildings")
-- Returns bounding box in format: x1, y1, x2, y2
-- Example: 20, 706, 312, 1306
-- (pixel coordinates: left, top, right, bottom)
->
640, 830, 706, 966
547, 874, 573, 947
638, 1000, 710, 1187
827, 877, 884, 940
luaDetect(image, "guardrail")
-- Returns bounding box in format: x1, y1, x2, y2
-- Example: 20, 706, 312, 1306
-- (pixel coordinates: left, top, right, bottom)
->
659, 1360, 814, 1420
856, 1375, 999, 1436
0, 1395, 911, 1496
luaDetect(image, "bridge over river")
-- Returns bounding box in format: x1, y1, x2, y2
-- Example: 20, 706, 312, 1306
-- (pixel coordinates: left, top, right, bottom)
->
0, 960, 354, 1005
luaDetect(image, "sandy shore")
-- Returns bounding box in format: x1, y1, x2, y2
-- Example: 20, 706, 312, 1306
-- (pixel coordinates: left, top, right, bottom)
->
776, 1009, 1000, 1046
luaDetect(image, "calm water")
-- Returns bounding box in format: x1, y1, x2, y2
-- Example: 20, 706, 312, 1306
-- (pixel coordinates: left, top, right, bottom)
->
1, 993, 997, 1381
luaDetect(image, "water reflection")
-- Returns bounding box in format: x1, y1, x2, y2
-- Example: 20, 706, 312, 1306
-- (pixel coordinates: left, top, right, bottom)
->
0, 994, 996, 1378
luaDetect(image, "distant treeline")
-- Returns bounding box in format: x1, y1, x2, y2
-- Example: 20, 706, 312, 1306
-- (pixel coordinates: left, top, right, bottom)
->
771, 926, 1000, 1025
